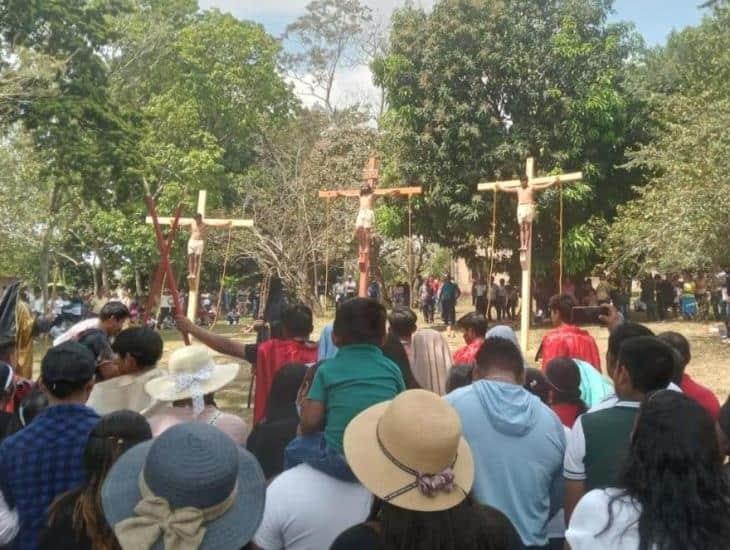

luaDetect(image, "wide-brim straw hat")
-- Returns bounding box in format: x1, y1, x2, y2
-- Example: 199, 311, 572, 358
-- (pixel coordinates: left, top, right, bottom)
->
145, 345, 239, 402
102, 423, 265, 550
344, 389, 474, 512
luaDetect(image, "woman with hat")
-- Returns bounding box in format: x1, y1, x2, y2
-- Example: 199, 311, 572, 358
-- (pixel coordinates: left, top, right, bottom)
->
146, 346, 248, 445
101, 422, 266, 550
331, 389, 522, 550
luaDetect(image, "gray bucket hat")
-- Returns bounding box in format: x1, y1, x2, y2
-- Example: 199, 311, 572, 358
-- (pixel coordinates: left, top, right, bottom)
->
102, 422, 266, 550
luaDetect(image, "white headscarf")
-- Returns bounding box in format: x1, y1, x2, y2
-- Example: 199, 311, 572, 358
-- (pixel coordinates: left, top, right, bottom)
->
411, 329, 453, 395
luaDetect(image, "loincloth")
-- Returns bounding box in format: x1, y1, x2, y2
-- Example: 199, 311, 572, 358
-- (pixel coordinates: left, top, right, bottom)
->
188, 238, 204, 255
356, 208, 375, 229
517, 203, 536, 224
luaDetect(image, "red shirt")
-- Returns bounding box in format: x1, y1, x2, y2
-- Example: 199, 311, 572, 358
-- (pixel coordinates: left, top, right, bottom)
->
254, 339, 318, 424
681, 373, 720, 419
453, 338, 484, 366
540, 324, 601, 373
552, 402, 583, 428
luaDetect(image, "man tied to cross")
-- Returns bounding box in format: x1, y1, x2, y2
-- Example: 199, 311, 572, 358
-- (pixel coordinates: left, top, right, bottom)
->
497, 174, 561, 251
185, 214, 231, 280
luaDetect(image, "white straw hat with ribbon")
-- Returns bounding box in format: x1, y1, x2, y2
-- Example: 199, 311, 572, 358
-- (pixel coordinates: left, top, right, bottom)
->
344, 389, 474, 512
145, 345, 239, 416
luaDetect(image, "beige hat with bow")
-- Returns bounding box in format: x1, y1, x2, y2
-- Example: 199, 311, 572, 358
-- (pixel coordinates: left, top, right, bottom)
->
344, 389, 474, 512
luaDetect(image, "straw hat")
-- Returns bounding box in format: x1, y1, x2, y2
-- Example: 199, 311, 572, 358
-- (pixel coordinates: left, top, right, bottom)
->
145, 345, 239, 404
344, 389, 474, 512
102, 423, 265, 550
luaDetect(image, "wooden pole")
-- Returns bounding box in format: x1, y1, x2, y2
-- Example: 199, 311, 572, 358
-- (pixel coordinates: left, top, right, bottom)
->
408, 195, 413, 306
323, 198, 330, 314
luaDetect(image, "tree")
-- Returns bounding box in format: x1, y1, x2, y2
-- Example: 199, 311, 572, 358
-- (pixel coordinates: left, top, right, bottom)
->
283, 0, 372, 113
373, 0, 648, 280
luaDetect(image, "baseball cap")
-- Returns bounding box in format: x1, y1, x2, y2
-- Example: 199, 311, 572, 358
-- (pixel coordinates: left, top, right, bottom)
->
41, 342, 97, 384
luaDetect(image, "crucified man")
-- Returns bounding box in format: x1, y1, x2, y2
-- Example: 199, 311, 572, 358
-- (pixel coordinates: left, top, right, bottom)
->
185, 214, 231, 279
497, 174, 560, 250
352, 182, 400, 270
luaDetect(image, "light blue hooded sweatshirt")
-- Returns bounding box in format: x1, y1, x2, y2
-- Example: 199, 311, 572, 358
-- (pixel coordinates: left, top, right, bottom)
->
446, 380, 566, 547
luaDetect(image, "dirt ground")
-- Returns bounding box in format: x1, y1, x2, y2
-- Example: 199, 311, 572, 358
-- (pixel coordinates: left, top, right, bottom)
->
32, 304, 730, 425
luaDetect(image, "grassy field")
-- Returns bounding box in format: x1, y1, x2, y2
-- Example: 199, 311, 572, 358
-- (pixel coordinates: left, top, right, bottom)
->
32, 304, 730, 425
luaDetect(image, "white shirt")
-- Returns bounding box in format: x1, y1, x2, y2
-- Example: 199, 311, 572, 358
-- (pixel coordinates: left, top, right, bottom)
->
253, 464, 372, 550
52, 317, 100, 346
0, 490, 18, 545
51, 298, 68, 315
160, 294, 173, 308
566, 488, 643, 550
32, 298, 44, 315
87, 369, 164, 417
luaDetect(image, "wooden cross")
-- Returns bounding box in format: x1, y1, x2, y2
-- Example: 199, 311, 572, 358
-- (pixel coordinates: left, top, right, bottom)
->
478, 158, 582, 351
145, 190, 253, 322
318, 155, 422, 298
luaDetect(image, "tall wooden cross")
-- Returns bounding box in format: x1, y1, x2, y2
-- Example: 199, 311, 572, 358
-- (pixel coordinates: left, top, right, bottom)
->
478, 158, 582, 351
145, 190, 253, 322
318, 155, 422, 298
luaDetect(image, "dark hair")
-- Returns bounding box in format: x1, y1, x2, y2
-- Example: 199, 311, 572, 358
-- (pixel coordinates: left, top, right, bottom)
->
99, 301, 130, 322
360, 184, 373, 196
545, 357, 587, 414
618, 337, 675, 394
374, 498, 516, 550
447, 365, 474, 394
281, 304, 313, 339
0, 340, 14, 363
388, 307, 418, 339
475, 337, 524, 378
524, 368, 550, 404
656, 331, 690, 382
381, 334, 419, 390
548, 294, 576, 322
48, 411, 152, 550
456, 312, 487, 338
607, 391, 730, 550
5, 388, 48, 437
111, 327, 163, 369
607, 322, 654, 372
265, 363, 307, 422
333, 298, 386, 346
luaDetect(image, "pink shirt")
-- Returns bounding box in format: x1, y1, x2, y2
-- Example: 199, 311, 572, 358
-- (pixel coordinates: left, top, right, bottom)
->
148, 405, 249, 445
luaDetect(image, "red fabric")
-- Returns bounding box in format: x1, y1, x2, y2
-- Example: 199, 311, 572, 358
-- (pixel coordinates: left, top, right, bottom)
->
681, 373, 720, 420
552, 402, 582, 428
254, 339, 318, 424
540, 324, 601, 373
452, 338, 484, 366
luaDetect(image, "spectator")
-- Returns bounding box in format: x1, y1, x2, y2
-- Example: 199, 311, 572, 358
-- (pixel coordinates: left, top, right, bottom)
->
0, 343, 100, 550
452, 312, 487, 365
438, 275, 460, 337
4, 388, 48, 439
381, 334, 420, 390
333, 389, 523, 550
418, 277, 435, 324
446, 364, 474, 394
86, 327, 164, 416
496, 278, 508, 320
387, 306, 418, 363
567, 392, 730, 550
146, 345, 248, 445
524, 367, 550, 404
317, 323, 338, 361
539, 294, 601, 372
658, 331, 720, 419
563, 337, 676, 523
289, 298, 405, 481
544, 358, 587, 428
176, 304, 317, 425
39, 410, 152, 550
53, 301, 130, 346
595, 275, 612, 305
446, 337, 566, 547
572, 359, 614, 409
411, 329, 453, 394
472, 277, 488, 316
345, 275, 357, 299
102, 423, 266, 550
247, 364, 308, 480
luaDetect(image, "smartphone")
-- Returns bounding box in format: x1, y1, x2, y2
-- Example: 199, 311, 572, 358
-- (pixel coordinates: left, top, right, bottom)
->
572, 305, 610, 325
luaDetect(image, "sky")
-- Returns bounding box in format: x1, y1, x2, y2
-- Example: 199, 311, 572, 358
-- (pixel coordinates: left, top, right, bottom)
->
199, 0, 709, 109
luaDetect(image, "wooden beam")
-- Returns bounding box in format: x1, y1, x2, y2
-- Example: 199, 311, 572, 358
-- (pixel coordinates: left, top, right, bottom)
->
145, 216, 254, 227
318, 186, 422, 198
477, 171, 582, 192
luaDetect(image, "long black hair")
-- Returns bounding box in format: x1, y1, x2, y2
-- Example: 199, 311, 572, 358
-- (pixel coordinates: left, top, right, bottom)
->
608, 391, 730, 550
47, 410, 152, 550
381, 333, 420, 389
264, 363, 307, 422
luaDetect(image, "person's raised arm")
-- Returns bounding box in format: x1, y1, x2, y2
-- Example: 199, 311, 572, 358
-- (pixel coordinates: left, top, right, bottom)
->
175, 315, 245, 358
495, 182, 518, 193
533, 177, 561, 190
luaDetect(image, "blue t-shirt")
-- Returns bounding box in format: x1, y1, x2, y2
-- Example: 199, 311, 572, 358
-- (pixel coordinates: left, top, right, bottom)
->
0, 404, 99, 550
308, 344, 405, 453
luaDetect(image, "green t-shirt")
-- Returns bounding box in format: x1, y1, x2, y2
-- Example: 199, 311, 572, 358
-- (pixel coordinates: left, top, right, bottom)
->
308, 344, 406, 453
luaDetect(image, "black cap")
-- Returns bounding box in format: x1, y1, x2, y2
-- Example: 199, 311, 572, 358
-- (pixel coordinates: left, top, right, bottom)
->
41, 342, 96, 384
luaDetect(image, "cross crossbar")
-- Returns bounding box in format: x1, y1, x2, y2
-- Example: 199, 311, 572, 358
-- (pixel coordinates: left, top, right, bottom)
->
318, 186, 422, 198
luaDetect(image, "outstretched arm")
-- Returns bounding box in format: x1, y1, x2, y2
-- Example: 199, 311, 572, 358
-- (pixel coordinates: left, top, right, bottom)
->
495, 182, 519, 193
532, 177, 561, 190
175, 315, 245, 358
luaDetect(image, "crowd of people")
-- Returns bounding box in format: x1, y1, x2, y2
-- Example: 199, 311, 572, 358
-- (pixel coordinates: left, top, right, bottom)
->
0, 278, 727, 549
